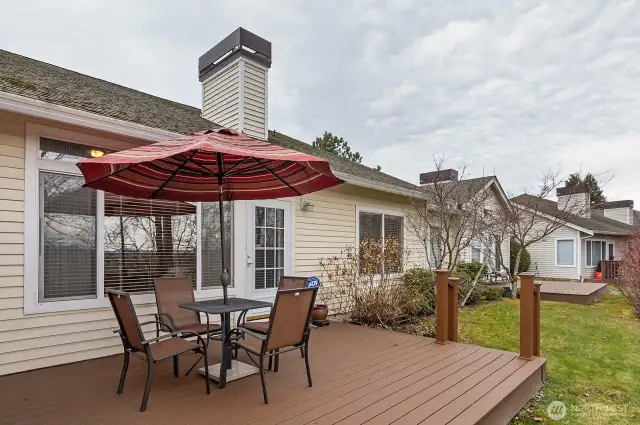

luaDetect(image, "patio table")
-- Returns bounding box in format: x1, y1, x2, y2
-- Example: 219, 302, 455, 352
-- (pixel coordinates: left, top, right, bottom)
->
180, 298, 272, 388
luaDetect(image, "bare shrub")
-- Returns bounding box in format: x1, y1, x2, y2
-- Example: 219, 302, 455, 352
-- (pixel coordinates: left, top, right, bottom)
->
619, 230, 640, 318
319, 238, 415, 328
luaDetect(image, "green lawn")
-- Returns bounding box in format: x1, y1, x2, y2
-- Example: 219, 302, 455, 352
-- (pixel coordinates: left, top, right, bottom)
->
456, 290, 640, 424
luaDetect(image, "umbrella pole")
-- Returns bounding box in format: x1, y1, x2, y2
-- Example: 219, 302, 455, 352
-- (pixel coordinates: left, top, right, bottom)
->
218, 183, 230, 304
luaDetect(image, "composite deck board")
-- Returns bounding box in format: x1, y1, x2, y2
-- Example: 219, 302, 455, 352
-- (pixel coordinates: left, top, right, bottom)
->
0, 322, 545, 425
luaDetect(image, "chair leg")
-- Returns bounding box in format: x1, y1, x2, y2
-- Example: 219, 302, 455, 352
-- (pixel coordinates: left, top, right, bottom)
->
300, 347, 305, 359
268, 353, 273, 371
185, 354, 203, 376
274, 350, 280, 373
304, 345, 312, 387
202, 347, 211, 395
140, 360, 154, 412
117, 351, 129, 394
259, 353, 269, 404
173, 355, 179, 378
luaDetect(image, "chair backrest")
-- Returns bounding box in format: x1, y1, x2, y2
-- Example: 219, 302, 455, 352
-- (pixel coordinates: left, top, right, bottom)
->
278, 276, 308, 290
266, 287, 317, 352
153, 277, 200, 330
107, 289, 145, 351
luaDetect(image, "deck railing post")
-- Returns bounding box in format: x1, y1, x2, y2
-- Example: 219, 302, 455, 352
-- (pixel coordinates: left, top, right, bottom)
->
533, 281, 541, 357
519, 273, 535, 360
435, 269, 449, 345
447, 277, 459, 342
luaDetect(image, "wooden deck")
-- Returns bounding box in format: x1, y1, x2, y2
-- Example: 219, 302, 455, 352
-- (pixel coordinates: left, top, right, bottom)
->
539, 281, 608, 305
0, 322, 545, 425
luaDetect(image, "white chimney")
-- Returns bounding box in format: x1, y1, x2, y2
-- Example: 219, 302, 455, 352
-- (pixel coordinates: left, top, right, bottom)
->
600, 200, 634, 225
199, 28, 271, 140
556, 184, 590, 218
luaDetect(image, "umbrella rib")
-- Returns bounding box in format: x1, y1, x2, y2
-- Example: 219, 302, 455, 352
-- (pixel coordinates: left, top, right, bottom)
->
150, 151, 197, 199
222, 156, 253, 177
252, 157, 302, 196
182, 156, 221, 178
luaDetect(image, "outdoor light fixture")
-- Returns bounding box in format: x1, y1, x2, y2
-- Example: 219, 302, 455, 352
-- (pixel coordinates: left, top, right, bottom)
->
90, 149, 105, 158
300, 198, 314, 212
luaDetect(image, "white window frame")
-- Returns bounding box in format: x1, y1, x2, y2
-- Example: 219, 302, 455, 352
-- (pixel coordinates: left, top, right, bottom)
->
585, 239, 608, 268
554, 238, 576, 267
355, 206, 406, 275
24, 123, 234, 314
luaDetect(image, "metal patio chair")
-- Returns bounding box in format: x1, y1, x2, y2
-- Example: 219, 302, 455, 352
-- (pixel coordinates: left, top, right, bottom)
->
153, 277, 222, 339
230, 286, 318, 404
107, 289, 210, 412
237, 276, 308, 361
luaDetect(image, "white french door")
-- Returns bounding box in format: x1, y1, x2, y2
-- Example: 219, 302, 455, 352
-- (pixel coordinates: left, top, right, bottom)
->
246, 200, 292, 310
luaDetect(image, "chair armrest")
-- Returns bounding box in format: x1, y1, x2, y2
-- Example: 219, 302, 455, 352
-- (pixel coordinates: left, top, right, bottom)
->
142, 329, 206, 346
230, 327, 266, 341
154, 313, 177, 331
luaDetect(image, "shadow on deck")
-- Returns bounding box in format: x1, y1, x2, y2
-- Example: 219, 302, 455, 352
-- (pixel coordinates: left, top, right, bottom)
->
0, 322, 545, 425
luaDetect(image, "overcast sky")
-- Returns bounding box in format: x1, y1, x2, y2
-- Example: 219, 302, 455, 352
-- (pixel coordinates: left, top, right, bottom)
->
2, 0, 639, 202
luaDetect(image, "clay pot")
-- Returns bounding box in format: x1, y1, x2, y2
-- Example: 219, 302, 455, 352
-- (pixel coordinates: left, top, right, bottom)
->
311, 304, 329, 322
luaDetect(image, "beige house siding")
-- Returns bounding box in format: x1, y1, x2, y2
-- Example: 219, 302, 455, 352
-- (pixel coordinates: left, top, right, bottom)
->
527, 225, 580, 280
242, 61, 267, 140
202, 58, 240, 130
0, 111, 166, 375
293, 184, 425, 291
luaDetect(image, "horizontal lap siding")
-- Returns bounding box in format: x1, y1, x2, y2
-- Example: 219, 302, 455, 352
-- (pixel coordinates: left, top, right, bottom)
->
527, 224, 579, 280
0, 111, 176, 375
242, 61, 266, 140
293, 185, 426, 312
202, 59, 240, 129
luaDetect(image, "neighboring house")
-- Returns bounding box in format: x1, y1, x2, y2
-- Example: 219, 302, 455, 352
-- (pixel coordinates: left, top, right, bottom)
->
0, 28, 428, 375
512, 186, 634, 281
417, 170, 512, 272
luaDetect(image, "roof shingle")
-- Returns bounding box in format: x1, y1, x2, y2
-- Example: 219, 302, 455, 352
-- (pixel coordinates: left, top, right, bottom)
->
0, 49, 418, 191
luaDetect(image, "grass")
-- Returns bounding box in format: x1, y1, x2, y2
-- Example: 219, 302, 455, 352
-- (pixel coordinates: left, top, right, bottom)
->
454, 290, 640, 424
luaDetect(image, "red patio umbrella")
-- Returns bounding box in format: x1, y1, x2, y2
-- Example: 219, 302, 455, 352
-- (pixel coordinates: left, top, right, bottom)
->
77, 128, 343, 303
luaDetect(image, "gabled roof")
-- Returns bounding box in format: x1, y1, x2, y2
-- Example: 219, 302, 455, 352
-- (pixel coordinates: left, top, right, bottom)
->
0, 49, 418, 192
511, 194, 634, 236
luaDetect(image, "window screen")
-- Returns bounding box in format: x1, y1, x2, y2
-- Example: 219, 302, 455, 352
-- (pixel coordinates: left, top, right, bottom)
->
40, 172, 97, 302
556, 239, 575, 266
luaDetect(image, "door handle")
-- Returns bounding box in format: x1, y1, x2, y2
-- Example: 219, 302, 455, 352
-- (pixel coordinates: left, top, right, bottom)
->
246, 255, 254, 266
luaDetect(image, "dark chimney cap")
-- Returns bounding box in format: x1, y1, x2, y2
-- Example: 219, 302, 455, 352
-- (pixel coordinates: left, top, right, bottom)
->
199, 27, 271, 81
557, 184, 589, 196
420, 169, 459, 185
595, 200, 634, 209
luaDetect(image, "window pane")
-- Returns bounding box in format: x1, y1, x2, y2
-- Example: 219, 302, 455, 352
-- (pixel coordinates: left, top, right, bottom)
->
201, 202, 233, 288
591, 241, 602, 267
39, 137, 111, 162
104, 196, 198, 293
384, 215, 404, 273
557, 240, 574, 266
586, 241, 592, 266
40, 172, 96, 302
359, 212, 382, 242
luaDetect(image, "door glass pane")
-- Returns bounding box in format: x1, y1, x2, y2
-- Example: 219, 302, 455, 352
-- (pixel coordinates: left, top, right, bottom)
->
255, 206, 286, 291
40, 172, 97, 302
591, 241, 602, 267
608, 244, 614, 260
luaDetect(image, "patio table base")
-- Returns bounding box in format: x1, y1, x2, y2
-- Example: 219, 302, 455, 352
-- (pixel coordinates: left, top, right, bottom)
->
198, 360, 259, 382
